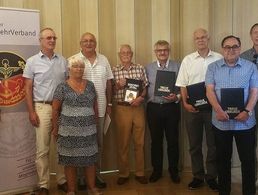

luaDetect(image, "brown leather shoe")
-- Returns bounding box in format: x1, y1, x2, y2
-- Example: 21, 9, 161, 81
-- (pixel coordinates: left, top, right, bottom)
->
38, 188, 49, 195
117, 177, 129, 185
135, 176, 148, 184
57, 182, 68, 193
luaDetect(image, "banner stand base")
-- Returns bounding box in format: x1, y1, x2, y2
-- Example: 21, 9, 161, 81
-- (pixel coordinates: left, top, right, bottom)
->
0, 186, 38, 195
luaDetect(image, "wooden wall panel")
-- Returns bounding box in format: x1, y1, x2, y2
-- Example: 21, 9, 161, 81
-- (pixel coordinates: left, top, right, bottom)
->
170, 0, 180, 61
98, 0, 116, 67
79, 0, 99, 45
151, 0, 171, 60
211, 0, 233, 52
40, 0, 63, 53
115, 0, 135, 63
0, 0, 23, 7
233, 0, 258, 51
61, 0, 80, 58
180, 0, 210, 56
134, 0, 152, 67
98, 0, 117, 170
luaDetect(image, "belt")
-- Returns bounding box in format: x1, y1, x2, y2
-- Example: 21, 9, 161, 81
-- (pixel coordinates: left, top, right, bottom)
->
34, 101, 52, 105
117, 102, 130, 106
148, 102, 175, 107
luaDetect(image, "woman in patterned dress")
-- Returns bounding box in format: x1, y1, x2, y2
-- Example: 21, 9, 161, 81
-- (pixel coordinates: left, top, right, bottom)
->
52, 57, 102, 195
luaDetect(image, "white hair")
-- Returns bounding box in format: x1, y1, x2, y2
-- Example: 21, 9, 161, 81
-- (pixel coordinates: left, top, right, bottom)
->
67, 57, 85, 68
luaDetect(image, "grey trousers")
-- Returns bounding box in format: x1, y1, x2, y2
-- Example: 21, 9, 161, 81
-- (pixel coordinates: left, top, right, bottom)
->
185, 110, 217, 180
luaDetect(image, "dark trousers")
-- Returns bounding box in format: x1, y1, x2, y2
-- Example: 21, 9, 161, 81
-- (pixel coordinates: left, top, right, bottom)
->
146, 102, 180, 174
213, 126, 256, 195
185, 110, 217, 180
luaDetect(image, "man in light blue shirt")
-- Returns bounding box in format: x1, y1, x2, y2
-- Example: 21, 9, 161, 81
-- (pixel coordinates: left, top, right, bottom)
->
23, 28, 68, 195
206, 35, 258, 195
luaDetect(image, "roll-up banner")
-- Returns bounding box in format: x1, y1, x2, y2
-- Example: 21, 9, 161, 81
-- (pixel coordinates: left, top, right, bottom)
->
0, 7, 40, 194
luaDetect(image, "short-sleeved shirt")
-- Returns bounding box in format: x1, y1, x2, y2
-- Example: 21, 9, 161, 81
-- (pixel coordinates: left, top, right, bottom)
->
69, 52, 114, 117
205, 58, 258, 131
176, 50, 222, 87
23, 51, 68, 101
112, 63, 148, 102
146, 59, 180, 104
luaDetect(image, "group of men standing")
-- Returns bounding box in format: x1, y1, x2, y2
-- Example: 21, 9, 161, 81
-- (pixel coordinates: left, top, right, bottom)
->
22, 23, 258, 195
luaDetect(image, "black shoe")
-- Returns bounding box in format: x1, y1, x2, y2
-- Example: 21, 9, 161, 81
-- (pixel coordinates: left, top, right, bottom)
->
149, 172, 162, 183
188, 178, 204, 190
135, 176, 148, 184
206, 178, 219, 191
38, 188, 49, 195
117, 177, 129, 185
57, 182, 68, 193
96, 175, 107, 189
77, 178, 87, 191
170, 173, 180, 184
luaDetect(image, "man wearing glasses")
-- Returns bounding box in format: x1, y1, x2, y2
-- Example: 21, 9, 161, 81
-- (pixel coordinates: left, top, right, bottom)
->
146, 40, 181, 184
23, 28, 67, 195
206, 35, 258, 195
176, 28, 222, 191
69, 32, 113, 190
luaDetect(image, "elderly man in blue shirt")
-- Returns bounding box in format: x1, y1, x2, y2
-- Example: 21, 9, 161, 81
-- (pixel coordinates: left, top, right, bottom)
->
205, 35, 258, 195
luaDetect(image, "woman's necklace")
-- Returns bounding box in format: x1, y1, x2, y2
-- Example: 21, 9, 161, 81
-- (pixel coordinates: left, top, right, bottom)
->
69, 79, 85, 93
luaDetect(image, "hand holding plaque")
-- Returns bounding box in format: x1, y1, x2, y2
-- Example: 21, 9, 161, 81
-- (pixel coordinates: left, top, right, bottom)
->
220, 88, 244, 119
154, 70, 176, 96
124, 79, 143, 103
186, 82, 211, 111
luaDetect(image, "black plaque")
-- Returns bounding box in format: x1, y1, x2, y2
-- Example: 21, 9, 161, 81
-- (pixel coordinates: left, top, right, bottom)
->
186, 82, 211, 110
154, 70, 176, 96
221, 88, 244, 119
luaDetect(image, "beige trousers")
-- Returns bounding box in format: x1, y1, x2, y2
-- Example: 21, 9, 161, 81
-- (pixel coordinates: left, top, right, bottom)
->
34, 103, 66, 189
114, 104, 145, 177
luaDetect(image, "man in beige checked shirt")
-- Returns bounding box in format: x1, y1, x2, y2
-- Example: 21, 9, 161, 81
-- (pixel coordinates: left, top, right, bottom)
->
113, 44, 148, 185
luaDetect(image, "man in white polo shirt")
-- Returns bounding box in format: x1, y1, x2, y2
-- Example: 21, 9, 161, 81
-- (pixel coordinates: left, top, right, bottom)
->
70, 32, 113, 190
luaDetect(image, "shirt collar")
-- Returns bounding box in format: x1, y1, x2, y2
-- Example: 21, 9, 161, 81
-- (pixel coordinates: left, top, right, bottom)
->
120, 63, 134, 71
157, 59, 169, 68
39, 50, 57, 59
193, 49, 213, 59
221, 58, 242, 67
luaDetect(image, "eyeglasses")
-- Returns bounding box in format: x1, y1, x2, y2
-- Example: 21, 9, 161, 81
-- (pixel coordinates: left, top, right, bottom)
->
120, 51, 132, 56
223, 45, 240, 51
155, 49, 169, 53
80, 40, 96, 44
41, 36, 57, 41
253, 54, 258, 64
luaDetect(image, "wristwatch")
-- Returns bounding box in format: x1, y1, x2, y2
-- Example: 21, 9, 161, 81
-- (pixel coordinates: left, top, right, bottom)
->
243, 108, 252, 116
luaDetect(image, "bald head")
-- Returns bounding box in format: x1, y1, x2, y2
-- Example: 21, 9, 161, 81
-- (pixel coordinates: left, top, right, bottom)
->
193, 28, 209, 39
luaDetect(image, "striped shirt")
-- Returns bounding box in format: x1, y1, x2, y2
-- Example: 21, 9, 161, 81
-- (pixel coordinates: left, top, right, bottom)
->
112, 63, 148, 102
69, 52, 113, 117
205, 58, 258, 130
